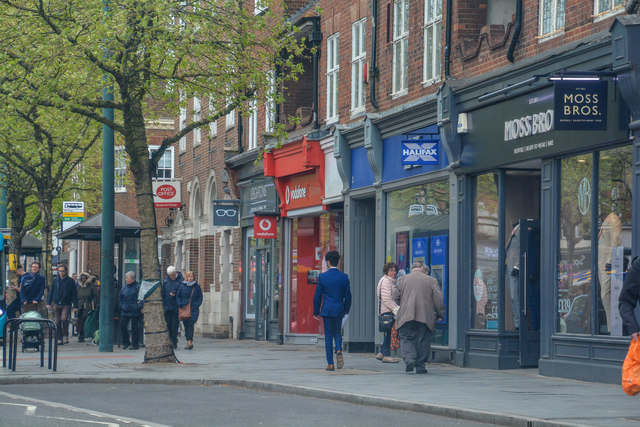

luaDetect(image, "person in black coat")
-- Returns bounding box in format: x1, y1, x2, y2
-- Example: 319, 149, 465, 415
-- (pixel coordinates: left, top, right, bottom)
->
619, 256, 640, 339
119, 271, 142, 350
46, 265, 78, 345
20, 261, 46, 313
176, 271, 203, 350
162, 266, 183, 349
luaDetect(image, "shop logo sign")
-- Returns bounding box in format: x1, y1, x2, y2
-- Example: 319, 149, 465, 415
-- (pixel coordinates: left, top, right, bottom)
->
504, 110, 554, 142
554, 80, 607, 131
578, 178, 591, 216
401, 141, 439, 165
285, 185, 307, 204
254, 215, 277, 239
213, 201, 240, 227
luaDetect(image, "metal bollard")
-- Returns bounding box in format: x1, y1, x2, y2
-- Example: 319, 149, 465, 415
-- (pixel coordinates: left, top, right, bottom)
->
228, 316, 233, 339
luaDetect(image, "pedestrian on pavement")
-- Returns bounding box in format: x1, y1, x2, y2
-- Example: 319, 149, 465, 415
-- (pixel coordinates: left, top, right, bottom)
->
619, 256, 640, 339
376, 262, 400, 363
76, 272, 99, 343
20, 261, 46, 313
392, 261, 445, 374
162, 266, 183, 349
6, 265, 26, 319
46, 265, 78, 345
313, 251, 352, 371
177, 271, 203, 350
119, 271, 143, 350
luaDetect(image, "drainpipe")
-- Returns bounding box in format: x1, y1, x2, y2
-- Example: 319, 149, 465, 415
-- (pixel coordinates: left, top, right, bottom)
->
444, 0, 452, 77
506, 0, 522, 63
627, 0, 638, 14
237, 111, 243, 153
370, 0, 379, 109
312, 17, 321, 129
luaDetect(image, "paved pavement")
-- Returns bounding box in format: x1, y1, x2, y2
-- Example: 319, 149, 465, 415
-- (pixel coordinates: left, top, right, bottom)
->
1, 337, 638, 427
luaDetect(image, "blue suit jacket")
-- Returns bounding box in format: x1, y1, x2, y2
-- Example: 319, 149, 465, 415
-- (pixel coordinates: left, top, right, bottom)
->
313, 267, 352, 318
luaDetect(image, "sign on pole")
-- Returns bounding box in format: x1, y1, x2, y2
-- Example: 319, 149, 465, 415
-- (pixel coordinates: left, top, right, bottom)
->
212, 200, 240, 227
152, 181, 182, 208
62, 201, 84, 231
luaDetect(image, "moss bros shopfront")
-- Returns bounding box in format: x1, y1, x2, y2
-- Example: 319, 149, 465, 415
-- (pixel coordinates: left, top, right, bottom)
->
445, 69, 636, 382
264, 137, 342, 344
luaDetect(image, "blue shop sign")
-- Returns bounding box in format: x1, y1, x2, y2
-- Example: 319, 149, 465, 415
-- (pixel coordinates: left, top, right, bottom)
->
383, 124, 447, 183
401, 140, 439, 165
351, 146, 375, 189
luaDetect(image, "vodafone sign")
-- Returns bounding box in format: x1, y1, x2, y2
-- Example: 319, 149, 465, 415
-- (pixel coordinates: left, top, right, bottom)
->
254, 215, 277, 239
153, 180, 181, 208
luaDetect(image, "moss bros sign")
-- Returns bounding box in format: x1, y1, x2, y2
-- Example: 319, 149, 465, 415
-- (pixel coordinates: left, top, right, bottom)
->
459, 81, 626, 173
554, 80, 607, 130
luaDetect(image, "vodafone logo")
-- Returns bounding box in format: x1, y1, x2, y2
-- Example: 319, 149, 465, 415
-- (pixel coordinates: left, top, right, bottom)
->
285, 185, 307, 204
259, 218, 273, 231
156, 184, 177, 200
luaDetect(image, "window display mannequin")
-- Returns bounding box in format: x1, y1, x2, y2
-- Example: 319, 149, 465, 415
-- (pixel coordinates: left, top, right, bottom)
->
598, 211, 621, 333
505, 223, 520, 329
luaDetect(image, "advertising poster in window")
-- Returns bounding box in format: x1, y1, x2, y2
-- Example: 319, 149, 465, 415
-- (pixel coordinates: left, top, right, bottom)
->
396, 231, 409, 273
411, 236, 428, 265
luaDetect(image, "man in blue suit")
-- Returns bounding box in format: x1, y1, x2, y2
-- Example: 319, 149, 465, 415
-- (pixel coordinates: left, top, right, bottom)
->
313, 251, 352, 371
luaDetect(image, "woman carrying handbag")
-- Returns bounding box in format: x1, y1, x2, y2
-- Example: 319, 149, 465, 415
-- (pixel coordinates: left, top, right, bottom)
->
376, 262, 400, 363
176, 271, 203, 350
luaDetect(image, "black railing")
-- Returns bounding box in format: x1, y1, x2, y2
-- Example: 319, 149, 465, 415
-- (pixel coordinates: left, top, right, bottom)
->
2, 317, 58, 372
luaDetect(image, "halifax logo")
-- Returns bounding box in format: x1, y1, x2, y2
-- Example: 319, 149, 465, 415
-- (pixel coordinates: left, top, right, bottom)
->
401, 141, 439, 165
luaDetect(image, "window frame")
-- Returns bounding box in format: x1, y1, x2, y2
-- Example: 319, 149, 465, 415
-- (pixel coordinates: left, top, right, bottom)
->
351, 18, 367, 114
247, 98, 258, 150
114, 146, 127, 193
593, 0, 625, 20
423, 0, 442, 85
149, 145, 175, 181
193, 97, 201, 147
265, 70, 276, 133
326, 33, 340, 124
538, 0, 565, 41
392, 0, 409, 96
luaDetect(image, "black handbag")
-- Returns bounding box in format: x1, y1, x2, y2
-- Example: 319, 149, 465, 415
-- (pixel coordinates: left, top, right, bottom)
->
378, 278, 395, 333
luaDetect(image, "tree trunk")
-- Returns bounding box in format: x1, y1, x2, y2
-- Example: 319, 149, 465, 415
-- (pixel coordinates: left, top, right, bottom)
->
124, 97, 176, 363
39, 199, 54, 318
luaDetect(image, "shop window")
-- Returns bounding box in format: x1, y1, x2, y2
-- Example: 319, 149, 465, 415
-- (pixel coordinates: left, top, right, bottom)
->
473, 174, 499, 330
597, 145, 633, 335
385, 181, 449, 344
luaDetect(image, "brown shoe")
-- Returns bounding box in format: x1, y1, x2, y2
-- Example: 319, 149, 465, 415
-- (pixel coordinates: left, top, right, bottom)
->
336, 351, 344, 369
326, 364, 335, 371
382, 356, 400, 363
376, 352, 384, 360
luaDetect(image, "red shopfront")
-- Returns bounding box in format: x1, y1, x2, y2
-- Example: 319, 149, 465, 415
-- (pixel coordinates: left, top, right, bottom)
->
264, 137, 342, 338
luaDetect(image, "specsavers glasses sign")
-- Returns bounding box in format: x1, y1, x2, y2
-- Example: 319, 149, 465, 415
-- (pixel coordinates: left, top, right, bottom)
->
213, 201, 240, 227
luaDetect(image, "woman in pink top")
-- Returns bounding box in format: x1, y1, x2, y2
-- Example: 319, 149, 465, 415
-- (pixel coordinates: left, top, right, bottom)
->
376, 262, 400, 363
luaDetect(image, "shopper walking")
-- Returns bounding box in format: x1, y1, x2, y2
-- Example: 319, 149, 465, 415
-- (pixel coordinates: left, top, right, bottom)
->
176, 271, 203, 350
377, 262, 400, 363
119, 271, 142, 350
392, 261, 445, 374
313, 251, 352, 371
46, 265, 78, 345
20, 261, 46, 313
162, 266, 183, 349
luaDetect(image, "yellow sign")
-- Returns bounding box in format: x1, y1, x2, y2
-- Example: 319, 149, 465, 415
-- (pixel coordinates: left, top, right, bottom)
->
63, 212, 84, 218
8, 253, 17, 269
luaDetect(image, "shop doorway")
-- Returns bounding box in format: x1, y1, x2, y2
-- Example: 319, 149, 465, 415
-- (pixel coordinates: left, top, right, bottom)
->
505, 170, 541, 367
253, 248, 272, 341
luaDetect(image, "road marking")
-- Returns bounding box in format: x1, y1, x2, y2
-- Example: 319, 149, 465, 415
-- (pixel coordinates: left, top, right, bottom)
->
0, 402, 37, 415
0, 391, 170, 427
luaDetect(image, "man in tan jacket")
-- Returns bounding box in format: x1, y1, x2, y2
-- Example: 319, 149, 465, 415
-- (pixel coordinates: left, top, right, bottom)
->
392, 261, 445, 374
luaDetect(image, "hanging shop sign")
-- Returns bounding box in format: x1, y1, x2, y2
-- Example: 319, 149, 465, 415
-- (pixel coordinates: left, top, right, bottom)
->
401, 140, 440, 165
253, 215, 277, 239
554, 80, 607, 131
213, 200, 240, 227
152, 181, 181, 208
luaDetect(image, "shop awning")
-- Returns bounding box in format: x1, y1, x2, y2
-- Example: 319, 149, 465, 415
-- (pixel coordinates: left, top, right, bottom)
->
56, 211, 140, 241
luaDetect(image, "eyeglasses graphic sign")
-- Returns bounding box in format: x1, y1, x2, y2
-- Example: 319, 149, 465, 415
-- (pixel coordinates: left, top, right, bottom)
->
213, 202, 240, 226
253, 215, 277, 239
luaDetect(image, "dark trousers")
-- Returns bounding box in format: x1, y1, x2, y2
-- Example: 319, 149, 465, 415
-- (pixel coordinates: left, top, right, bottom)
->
7, 298, 21, 319
120, 315, 140, 347
398, 320, 432, 368
183, 319, 195, 341
380, 311, 393, 356
77, 308, 87, 339
322, 316, 343, 365
164, 310, 179, 346
53, 304, 71, 339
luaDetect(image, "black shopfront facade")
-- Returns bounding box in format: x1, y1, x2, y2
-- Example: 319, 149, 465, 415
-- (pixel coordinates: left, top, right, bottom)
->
439, 18, 640, 383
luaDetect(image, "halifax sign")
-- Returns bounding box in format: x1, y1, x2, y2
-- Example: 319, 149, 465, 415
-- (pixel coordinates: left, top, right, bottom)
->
401, 140, 440, 165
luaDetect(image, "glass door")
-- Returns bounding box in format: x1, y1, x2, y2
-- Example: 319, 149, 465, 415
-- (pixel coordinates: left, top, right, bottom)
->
518, 219, 541, 367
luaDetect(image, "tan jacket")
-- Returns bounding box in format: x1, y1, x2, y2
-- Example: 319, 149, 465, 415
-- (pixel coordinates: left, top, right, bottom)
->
392, 269, 445, 332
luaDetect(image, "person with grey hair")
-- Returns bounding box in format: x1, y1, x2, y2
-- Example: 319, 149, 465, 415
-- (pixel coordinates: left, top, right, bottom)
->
392, 261, 445, 374
119, 271, 142, 350
162, 265, 183, 349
